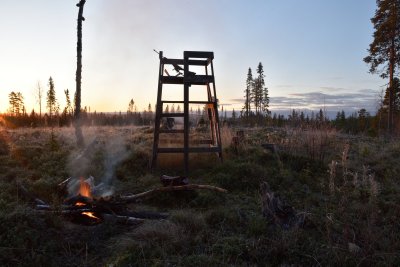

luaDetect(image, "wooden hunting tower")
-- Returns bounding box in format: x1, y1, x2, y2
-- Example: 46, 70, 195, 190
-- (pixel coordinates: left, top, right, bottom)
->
151, 51, 222, 175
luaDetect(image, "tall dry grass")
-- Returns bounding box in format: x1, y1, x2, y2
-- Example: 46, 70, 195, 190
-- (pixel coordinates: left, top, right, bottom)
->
278, 125, 338, 162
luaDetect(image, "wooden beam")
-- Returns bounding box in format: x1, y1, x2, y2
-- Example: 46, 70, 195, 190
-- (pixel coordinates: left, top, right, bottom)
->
184, 51, 214, 60
162, 58, 208, 66
157, 147, 222, 153
161, 76, 184, 84
184, 75, 214, 85
159, 129, 185, 134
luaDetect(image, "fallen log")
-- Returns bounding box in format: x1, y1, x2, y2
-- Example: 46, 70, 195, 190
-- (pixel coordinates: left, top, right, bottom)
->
64, 194, 93, 205
35, 208, 93, 215
120, 184, 227, 203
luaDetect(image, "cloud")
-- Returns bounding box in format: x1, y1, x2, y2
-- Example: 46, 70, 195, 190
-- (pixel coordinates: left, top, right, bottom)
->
229, 98, 245, 104
319, 86, 347, 91
269, 89, 379, 112
224, 88, 380, 116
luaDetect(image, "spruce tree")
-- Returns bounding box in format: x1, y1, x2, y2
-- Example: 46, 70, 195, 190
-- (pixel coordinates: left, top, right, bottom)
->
262, 85, 270, 116
128, 99, 134, 114
64, 89, 73, 115
16, 92, 24, 116
254, 62, 266, 116
47, 77, 57, 119
243, 68, 253, 118
8, 91, 18, 115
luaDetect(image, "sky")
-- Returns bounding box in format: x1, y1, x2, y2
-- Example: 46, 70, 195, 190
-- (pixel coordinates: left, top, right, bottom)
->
0, 0, 386, 116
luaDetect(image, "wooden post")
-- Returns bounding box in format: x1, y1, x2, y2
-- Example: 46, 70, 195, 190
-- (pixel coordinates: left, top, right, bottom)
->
152, 51, 164, 169
183, 52, 190, 175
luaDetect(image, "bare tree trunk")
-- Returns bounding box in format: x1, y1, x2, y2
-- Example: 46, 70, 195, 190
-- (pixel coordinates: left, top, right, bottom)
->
36, 82, 42, 118
75, 0, 86, 147
389, 41, 395, 134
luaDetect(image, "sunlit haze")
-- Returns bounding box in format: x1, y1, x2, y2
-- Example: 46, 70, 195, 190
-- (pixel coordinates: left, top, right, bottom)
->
0, 0, 384, 115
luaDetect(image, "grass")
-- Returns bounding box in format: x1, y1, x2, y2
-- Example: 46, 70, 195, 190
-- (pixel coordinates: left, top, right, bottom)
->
0, 125, 399, 266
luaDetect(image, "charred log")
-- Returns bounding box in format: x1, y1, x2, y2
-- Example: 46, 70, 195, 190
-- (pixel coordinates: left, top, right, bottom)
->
64, 194, 93, 206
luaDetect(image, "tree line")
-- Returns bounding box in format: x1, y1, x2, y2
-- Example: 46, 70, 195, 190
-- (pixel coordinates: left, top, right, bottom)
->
1, 76, 154, 128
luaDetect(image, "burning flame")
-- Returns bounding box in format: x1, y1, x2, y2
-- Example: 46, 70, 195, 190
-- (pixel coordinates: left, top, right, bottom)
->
82, 212, 100, 220
79, 177, 91, 198
75, 202, 86, 207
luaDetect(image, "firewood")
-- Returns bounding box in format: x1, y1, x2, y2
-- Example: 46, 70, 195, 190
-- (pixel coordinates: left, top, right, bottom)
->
120, 184, 227, 203
35, 208, 92, 215
64, 194, 93, 205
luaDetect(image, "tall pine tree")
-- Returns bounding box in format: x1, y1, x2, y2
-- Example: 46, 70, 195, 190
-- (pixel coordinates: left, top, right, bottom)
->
364, 0, 400, 132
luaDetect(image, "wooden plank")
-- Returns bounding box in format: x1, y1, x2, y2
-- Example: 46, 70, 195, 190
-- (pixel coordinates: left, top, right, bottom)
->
162, 58, 208, 66
161, 76, 184, 84
192, 139, 213, 145
188, 101, 214, 105
163, 101, 216, 105
184, 75, 214, 85
159, 129, 184, 134
161, 100, 185, 104
161, 75, 214, 85
189, 147, 221, 153
184, 51, 214, 60
157, 147, 222, 154
157, 147, 185, 153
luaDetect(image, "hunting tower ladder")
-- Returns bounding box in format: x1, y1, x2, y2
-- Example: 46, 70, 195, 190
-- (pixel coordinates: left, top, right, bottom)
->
151, 51, 222, 175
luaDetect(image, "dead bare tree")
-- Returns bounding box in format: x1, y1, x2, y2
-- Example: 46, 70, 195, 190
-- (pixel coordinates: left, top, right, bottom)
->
35, 81, 43, 118
74, 0, 86, 147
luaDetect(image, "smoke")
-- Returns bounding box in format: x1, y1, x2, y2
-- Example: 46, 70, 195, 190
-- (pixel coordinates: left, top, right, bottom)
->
101, 135, 130, 186
66, 128, 131, 197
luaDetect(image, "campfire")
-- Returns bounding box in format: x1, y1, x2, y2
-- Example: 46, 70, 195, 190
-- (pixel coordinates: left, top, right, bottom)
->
66, 178, 103, 225
18, 175, 227, 226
